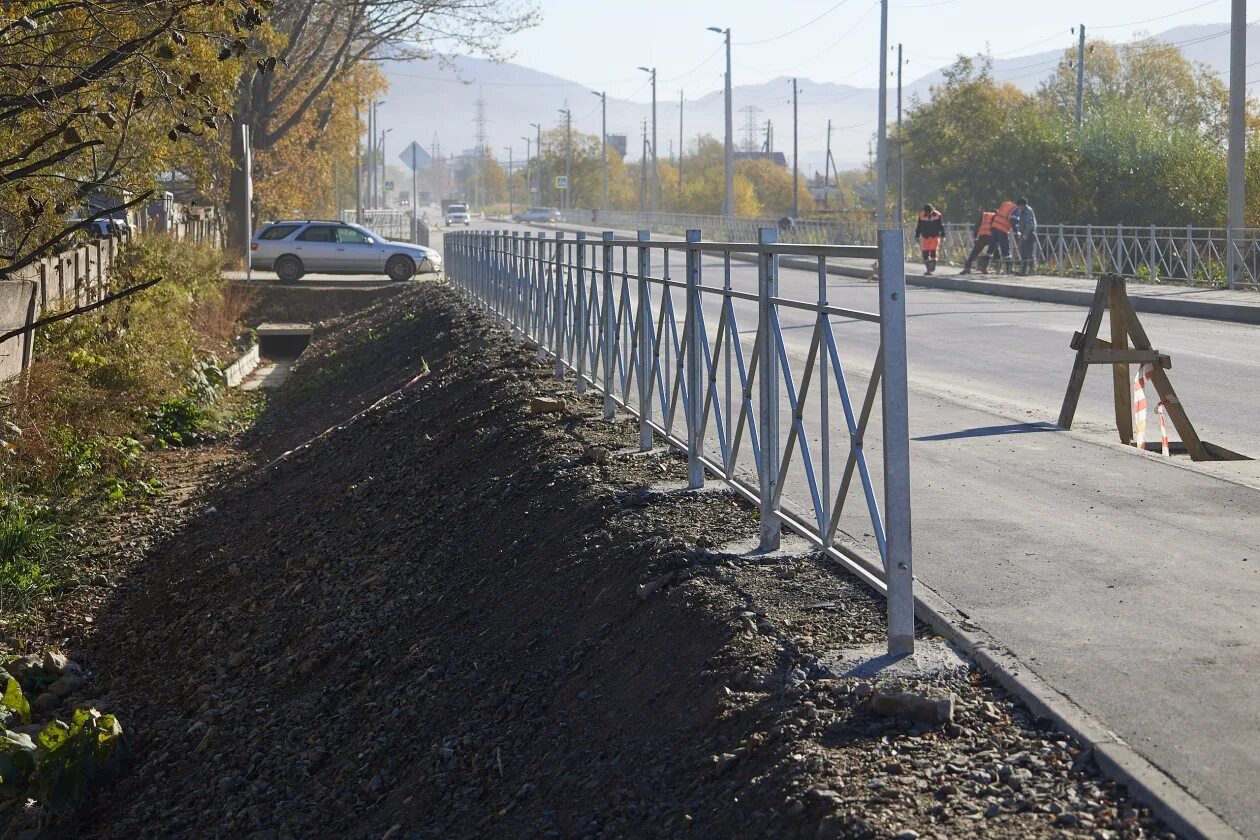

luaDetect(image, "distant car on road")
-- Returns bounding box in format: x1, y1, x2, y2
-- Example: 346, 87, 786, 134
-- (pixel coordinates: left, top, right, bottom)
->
514, 207, 562, 224
250, 220, 443, 283
444, 203, 471, 226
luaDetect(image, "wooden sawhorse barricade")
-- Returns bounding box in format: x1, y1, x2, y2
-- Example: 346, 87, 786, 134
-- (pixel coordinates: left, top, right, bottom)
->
1058, 275, 1245, 462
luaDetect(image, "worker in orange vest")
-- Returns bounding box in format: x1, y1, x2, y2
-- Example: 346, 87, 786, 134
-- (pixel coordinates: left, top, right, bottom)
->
960, 209, 997, 275
990, 199, 1017, 274
913, 204, 944, 274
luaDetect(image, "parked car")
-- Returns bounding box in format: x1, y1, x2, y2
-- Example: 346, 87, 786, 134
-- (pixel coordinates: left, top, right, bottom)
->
514, 207, 562, 224
249, 220, 443, 283
444, 203, 471, 226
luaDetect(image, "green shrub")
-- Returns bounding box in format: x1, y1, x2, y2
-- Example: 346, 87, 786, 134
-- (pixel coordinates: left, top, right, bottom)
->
0, 498, 68, 611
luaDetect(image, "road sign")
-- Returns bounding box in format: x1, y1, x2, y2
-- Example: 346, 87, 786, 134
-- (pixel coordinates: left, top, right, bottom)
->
398, 141, 431, 171
555, 175, 568, 190
384, 180, 394, 191
530, 182, 538, 194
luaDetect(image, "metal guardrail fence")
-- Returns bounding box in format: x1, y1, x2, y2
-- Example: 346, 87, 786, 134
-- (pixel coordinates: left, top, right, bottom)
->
445, 227, 916, 654
574, 210, 1260, 289
340, 209, 411, 241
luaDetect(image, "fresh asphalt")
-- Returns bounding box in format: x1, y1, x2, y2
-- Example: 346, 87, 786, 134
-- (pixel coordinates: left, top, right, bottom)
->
444, 221, 1260, 837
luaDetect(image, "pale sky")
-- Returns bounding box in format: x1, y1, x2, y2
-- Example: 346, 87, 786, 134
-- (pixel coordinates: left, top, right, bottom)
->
501, 0, 1235, 101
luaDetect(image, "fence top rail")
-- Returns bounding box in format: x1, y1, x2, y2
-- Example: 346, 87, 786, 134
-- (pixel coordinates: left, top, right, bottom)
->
461, 230, 879, 260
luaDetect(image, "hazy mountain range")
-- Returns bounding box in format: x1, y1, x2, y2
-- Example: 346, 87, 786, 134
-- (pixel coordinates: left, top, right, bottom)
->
375, 23, 1254, 177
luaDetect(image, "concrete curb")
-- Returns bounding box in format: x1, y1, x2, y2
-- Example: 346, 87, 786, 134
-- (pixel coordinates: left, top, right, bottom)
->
222, 343, 260, 388
911, 585, 1244, 840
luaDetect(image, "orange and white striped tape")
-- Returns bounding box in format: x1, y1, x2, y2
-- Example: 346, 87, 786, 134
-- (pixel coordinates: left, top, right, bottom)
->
1132, 363, 1169, 456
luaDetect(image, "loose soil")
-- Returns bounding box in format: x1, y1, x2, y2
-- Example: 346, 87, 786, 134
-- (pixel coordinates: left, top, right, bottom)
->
17, 281, 1175, 839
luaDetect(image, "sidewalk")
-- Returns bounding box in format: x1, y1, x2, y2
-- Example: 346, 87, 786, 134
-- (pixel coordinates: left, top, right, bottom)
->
491, 219, 1260, 325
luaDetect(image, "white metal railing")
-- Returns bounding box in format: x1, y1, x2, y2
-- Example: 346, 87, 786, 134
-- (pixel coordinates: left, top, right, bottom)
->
445, 227, 915, 654
340, 209, 411, 242
573, 210, 1260, 289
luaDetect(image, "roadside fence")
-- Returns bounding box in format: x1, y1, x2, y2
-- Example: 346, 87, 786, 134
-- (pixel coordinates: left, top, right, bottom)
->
341, 209, 427, 244
445, 227, 915, 655
575, 210, 1260, 290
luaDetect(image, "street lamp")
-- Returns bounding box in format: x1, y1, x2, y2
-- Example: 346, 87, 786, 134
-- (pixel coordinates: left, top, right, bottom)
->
708, 26, 733, 217
530, 122, 543, 207
379, 127, 393, 209
558, 108, 572, 215
592, 90, 607, 215
504, 146, 515, 215
521, 135, 533, 207
638, 66, 658, 216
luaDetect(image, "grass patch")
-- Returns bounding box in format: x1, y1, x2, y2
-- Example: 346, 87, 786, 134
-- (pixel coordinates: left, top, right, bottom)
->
0, 237, 254, 622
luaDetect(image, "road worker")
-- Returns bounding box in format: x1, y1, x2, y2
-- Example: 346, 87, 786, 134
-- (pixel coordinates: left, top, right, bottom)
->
960, 208, 997, 275
1013, 197, 1037, 275
914, 204, 944, 275
990, 199, 1017, 274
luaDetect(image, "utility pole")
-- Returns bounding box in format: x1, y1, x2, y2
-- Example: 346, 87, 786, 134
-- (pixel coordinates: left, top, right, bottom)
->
504, 147, 514, 215
521, 135, 532, 208
367, 103, 375, 208
876, 0, 888, 229
1228, 0, 1246, 289
592, 90, 607, 213
896, 43, 904, 228
1074, 24, 1086, 129
531, 122, 542, 208
640, 119, 648, 215
678, 90, 685, 192
791, 78, 799, 219
823, 119, 832, 209
379, 129, 392, 208
709, 26, 734, 216
558, 107, 572, 214
355, 105, 363, 223
639, 66, 658, 215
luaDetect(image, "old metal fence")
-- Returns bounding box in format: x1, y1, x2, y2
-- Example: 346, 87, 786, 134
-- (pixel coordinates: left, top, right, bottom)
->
445, 227, 915, 654
574, 210, 1260, 289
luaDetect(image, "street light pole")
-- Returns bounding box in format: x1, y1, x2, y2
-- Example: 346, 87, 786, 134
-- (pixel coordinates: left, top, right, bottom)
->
638, 66, 658, 215
522, 136, 532, 208
505, 147, 514, 215
531, 122, 543, 208
876, 0, 888, 229
558, 108, 572, 215
354, 104, 363, 223
709, 26, 733, 216
592, 91, 607, 214
791, 78, 799, 219
1228, 0, 1246, 290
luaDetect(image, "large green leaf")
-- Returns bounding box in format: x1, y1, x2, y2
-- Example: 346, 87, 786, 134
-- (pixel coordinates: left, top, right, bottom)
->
1, 678, 29, 726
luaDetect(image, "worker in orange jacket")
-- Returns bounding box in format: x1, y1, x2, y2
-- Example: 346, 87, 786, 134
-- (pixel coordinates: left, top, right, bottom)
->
913, 204, 944, 274
960, 209, 997, 275
989, 199, 1017, 274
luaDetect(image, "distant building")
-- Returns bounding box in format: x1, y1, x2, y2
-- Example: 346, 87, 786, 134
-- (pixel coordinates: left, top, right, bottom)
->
735, 151, 787, 168
607, 134, 628, 158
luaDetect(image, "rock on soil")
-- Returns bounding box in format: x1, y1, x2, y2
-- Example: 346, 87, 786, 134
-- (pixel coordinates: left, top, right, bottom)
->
40, 281, 1175, 839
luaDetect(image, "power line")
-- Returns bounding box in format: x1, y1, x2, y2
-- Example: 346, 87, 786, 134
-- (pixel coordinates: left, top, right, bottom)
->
735, 0, 855, 46
1092, 0, 1221, 30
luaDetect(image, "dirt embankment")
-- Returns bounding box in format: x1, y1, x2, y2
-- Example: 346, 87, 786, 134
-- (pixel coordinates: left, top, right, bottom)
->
42, 282, 1172, 839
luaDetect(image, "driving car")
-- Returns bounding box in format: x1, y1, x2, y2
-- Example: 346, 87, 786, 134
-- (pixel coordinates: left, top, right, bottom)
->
514, 207, 562, 224
249, 220, 443, 283
444, 203, 471, 226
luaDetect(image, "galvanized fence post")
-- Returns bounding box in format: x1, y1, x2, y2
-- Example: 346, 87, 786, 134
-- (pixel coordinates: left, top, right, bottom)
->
510, 232, 521, 334
1057, 223, 1065, 274
601, 232, 616, 420
1148, 224, 1157, 281
1227, 226, 1237, 290
685, 230, 704, 488
1115, 224, 1124, 277
637, 231, 653, 450
757, 228, 781, 551
1086, 224, 1094, 277
1185, 226, 1195, 283
878, 228, 914, 657
554, 232, 566, 379
575, 233, 588, 393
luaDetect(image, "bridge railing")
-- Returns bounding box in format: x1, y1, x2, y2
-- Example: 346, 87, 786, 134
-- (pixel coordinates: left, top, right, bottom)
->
569, 210, 1260, 289
445, 226, 916, 655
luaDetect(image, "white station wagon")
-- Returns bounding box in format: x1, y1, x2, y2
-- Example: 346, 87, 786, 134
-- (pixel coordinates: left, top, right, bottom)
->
250, 220, 442, 283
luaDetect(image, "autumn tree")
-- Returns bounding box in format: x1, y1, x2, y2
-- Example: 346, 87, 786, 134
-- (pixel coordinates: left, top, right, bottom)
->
0, 0, 263, 279
226, 0, 538, 249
